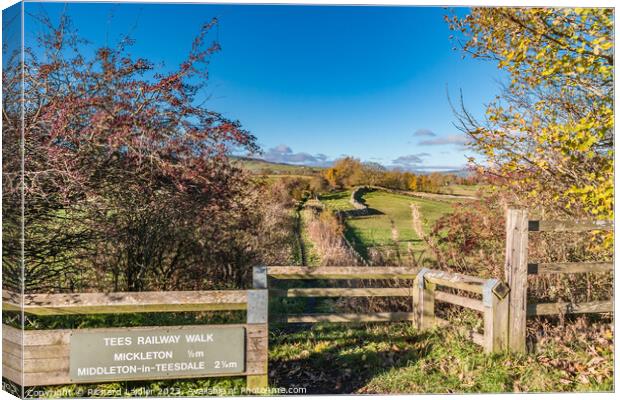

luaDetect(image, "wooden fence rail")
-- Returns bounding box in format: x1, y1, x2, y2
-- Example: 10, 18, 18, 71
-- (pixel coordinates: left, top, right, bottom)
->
2, 290, 249, 315
265, 266, 420, 279
527, 262, 613, 275
505, 209, 614, 353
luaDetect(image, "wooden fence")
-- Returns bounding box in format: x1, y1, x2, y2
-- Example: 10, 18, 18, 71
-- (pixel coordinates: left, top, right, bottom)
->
504, 209, 614, 352
1, 289, 268, 390
257, 266, 510, 353
1, 209, 613, 388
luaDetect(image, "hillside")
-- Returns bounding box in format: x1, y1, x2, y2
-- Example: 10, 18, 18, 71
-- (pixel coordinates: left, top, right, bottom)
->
232, 157, 322, 175
232, 157, 471, 177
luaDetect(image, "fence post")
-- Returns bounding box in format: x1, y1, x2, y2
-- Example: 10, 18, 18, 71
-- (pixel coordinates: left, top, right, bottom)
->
413, 268, 435, 330
482, 279, 510, 353
253, 265, 268, 290
504, 209, 529, 352
246, 266, 268, 392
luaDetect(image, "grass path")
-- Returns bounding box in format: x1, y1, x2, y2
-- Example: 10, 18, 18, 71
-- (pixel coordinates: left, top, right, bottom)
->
320, 189, 453, 263
347, 191, 447, 247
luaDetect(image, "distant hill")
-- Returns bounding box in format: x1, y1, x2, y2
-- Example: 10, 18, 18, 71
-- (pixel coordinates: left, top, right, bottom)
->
392, 168, 472, 177
231, 156, 471, 177
432, 168, 472, 178
231, 157, 323, 175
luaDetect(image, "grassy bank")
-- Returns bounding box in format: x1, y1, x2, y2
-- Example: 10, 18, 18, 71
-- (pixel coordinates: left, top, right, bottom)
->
269, 319, 613, 394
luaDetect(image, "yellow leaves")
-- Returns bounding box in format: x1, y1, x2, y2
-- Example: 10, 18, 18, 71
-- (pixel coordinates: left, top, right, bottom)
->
534, 159, 548, 169
535, 50, 546, 61
452, 7, 613, 222
541, 67, 554, 77
598, 65, 611, 77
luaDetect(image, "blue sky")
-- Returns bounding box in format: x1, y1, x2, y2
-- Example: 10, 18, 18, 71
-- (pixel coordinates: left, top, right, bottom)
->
24, 2, 505, 171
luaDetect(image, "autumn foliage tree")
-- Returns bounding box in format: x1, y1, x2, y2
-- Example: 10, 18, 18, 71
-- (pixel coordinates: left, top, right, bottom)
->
322, 157, 466, 193
448, 8, 613, 221
323, 157, 365, 189
429, 8, 614, 307
3, 14, 262, 291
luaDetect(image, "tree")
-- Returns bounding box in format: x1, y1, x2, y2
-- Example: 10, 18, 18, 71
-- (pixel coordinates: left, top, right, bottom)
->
360, 161, 386, 186
323, 157, 364, 189
408, 175, 418, 191
2, 14, 260, 291
324, 167, 339, 189
448, 8, 613, 220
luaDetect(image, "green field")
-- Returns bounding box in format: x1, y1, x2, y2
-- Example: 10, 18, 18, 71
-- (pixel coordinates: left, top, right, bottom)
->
258, 174, 319, 185
320, 189, 454, 262
439, 184, 485, 197
348, 191, 452, 245
320, 191, 356, 212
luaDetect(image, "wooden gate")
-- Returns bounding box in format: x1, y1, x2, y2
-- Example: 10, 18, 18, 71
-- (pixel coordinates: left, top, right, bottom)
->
256, 266, 510, 353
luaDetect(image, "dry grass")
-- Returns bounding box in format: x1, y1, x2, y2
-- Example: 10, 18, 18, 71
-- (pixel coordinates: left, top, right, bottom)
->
304, 209, 360, 266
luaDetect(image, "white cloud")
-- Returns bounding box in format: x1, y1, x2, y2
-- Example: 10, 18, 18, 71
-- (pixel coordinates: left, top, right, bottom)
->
392, 152, 431, 168
261, 144, 330, 166
418, 134, 469, 146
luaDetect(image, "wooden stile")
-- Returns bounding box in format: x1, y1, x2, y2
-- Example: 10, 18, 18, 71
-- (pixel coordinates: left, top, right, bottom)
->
422, 270, 487, 294
266, 264, 489, 355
